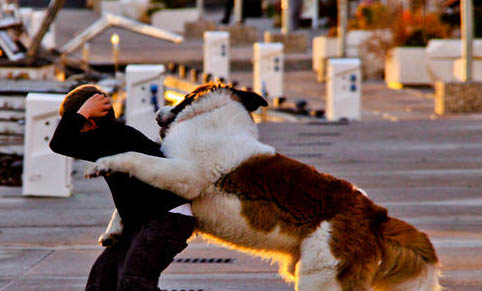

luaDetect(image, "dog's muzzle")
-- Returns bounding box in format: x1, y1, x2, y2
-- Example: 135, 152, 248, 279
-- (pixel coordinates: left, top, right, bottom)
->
156, 106, 175, 139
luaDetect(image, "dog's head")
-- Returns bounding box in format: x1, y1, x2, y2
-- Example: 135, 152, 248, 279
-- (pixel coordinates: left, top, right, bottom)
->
156, 82, 267, 138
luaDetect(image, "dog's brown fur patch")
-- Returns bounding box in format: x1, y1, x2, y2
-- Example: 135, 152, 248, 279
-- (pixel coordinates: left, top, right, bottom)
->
216, 153, 438, 288
216, 154, 386, 238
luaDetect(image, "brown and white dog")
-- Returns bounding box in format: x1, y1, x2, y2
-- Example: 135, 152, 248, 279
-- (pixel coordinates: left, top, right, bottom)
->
87, 83, 440, 291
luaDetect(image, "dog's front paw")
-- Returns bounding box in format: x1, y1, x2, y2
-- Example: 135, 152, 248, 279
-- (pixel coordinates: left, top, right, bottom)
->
85, 158, 113, 178
98, 231, 121, 247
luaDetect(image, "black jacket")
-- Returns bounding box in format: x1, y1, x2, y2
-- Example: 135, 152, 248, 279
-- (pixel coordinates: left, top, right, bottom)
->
49, 113, 188, 230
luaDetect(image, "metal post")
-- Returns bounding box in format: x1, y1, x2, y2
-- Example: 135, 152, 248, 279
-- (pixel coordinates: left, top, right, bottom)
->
281, 0, 291, 34
461, 0, 473, 82
111, 33, 119, 76
81, 42, 90, 72
336, 0, 348, 57
27, 0, 65, 59
312, 0, 319, 30
197, 0, 204, 20
234, 0, 243, 24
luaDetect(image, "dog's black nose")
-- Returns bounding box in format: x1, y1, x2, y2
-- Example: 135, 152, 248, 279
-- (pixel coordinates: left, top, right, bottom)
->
155, 110, 163, 126
155, 106, 175, 127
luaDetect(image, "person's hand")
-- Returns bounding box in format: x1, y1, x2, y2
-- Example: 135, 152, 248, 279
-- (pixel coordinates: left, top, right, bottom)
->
77, 93, 112, 119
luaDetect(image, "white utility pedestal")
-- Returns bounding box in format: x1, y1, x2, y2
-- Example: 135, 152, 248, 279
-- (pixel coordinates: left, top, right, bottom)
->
326, 58, 361, 121
253, 42, 284, 99
203, 31, 230, 80
23, 93, 72, 197
126, 64, 165, 142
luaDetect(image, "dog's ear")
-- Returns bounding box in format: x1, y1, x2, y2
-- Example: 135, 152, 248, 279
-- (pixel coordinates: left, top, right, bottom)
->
231, 88, 268, 112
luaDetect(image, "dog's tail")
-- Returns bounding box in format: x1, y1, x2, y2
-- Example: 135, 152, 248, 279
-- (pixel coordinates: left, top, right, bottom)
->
373, 217, 441, 290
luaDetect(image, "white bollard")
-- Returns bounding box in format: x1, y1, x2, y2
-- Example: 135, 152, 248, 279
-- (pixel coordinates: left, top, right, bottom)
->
203, 31, 230, 80
253, 42, 284, 99
125, 64, 165, 142
23, 93, 72, 197
326, 58, 361, 121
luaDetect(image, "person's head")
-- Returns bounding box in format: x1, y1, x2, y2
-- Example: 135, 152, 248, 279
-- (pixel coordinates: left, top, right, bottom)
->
60, 84, 115, 130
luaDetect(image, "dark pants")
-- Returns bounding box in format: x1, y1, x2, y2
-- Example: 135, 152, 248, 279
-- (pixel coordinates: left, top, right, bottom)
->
86, 212, 196, 291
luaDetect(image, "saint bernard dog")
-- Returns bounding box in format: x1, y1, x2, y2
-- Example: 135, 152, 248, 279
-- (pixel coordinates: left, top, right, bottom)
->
87, 83, 440, 291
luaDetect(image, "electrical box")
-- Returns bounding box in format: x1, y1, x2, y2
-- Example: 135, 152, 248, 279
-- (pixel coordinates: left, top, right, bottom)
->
326, 58, 361, 121
126, 64, 165, 142
23, 93, 72, 197
253, 42, 284, 99
203, 31, 230, 80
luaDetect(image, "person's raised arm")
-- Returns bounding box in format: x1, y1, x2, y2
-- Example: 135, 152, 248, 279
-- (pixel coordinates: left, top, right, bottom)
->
50, 93, 162, 161
77, 94, 112, 120
49, 94, 114, 161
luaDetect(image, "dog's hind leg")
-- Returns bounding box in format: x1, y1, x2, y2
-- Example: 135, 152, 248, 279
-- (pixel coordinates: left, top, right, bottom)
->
296, 266, 341, 291
297, 221, 377, 291
295, 222, 342, 291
